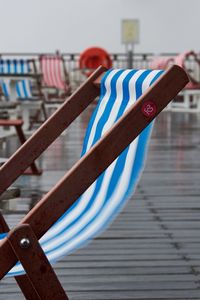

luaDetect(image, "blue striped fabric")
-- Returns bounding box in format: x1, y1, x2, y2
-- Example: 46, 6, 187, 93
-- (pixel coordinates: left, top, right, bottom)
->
0, 59, 32, 100
0, 69, 163, 277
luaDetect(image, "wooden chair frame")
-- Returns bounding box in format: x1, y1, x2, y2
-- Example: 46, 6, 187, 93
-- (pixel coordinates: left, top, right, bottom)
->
0, 58, 47, 130
0, 65, 188, 299
0, 119, 41, 175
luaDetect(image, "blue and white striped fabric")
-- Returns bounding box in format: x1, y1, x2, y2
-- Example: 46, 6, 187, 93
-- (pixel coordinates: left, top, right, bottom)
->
0, 59, 32, 100
0, 68, 163, 277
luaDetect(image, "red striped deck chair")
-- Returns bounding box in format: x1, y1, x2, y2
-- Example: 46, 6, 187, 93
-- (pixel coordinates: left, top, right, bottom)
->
173, 51, 200, 111
39, 53, 71, 101
174, 51, 200, 88
0, 65, 188, 299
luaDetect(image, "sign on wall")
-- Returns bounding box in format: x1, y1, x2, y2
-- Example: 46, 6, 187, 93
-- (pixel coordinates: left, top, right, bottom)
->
121, 19, 139, 44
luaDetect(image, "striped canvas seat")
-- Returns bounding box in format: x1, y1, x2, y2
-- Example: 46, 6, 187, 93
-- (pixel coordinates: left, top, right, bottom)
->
39, 54, 71, 94
0, 59, 33, 100
0, 68, 163, 277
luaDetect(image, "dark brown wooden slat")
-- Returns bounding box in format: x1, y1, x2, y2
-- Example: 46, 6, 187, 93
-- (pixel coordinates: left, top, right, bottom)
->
8, 224, 68, 300
0, 215, 40, 299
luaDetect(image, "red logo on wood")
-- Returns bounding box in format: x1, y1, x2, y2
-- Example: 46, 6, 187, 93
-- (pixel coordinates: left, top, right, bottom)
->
142, 101, 157, 118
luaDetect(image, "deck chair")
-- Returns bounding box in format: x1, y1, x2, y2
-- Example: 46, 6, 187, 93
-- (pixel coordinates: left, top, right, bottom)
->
174, 51, 200, 88
0, 58, 34, 99
0, 59, 44, 174
0, 58, 47, 130
173, 51, 200, 111
0, 65, 188, 299
39, 53, 71, 101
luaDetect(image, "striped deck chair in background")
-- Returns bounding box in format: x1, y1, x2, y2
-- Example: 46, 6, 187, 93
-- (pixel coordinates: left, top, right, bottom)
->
174, 51, 200, 87
0, 59, 33, 100
0, 59, 44, 174
39, 53, 71, 103
0, 58, 47, 130
0, 66, 188, 299
173, 51, 200, 111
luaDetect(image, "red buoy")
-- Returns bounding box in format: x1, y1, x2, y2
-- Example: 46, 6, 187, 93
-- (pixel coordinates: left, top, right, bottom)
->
79, 47, 112, 76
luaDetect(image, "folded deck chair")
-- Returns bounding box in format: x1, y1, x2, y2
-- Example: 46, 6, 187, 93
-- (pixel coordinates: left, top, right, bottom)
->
0, 58, 47, 129
0, 65, 188, 299
39, 53, 71, 101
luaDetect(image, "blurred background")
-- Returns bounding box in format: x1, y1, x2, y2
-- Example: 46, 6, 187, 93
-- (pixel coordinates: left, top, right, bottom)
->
0, 1, 200, 300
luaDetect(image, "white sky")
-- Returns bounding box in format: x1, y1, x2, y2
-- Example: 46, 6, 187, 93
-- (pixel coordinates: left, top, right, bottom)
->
0, 0, 199, 54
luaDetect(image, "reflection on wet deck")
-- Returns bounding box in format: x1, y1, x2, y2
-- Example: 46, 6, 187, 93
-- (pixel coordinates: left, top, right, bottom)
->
0, 109, 200, 300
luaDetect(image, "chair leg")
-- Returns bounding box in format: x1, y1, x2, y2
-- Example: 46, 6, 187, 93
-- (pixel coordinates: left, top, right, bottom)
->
14, 124, 42, 175
7, 224, 68, 300
41, 102, 48, 120
29, 102, 48, 131
0, 214, 40, 299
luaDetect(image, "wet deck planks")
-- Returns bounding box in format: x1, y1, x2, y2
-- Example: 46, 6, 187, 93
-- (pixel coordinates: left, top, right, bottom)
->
0, 110, 200, 299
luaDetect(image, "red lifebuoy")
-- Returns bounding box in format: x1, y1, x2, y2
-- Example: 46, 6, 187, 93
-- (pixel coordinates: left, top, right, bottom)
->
79, 47, 112, 77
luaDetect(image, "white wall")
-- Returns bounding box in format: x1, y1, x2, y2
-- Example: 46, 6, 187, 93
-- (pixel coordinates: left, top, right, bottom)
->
0, 0, 199, 54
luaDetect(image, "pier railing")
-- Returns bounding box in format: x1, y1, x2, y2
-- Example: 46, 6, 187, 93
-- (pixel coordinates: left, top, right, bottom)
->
0, 52, 199, 87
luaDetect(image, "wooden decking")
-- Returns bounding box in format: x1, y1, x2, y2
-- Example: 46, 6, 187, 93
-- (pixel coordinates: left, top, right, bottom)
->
0, 109, 200, 299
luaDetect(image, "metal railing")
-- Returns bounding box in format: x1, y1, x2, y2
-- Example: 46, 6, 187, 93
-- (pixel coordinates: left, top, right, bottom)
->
0, 52, 200, 87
